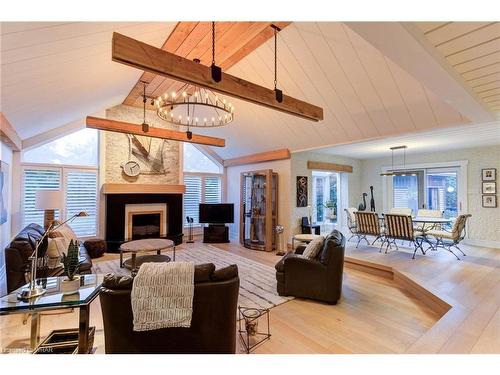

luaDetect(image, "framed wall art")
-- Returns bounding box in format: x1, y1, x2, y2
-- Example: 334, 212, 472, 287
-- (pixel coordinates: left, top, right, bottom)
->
296, 176, 308, 207
482, 168, 496, 181
482, 195, 497, 208
482, 182, 496, 194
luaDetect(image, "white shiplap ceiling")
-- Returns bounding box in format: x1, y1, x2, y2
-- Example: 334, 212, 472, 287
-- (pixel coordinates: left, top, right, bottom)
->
196, 22, 472, 158
0, 22, 176, 139
1, 21, 495, 159
313, 121, 500, 159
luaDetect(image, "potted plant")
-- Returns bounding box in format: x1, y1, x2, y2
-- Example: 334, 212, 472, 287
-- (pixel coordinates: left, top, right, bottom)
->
60, 240, 80, 295
323, 200, 337, 222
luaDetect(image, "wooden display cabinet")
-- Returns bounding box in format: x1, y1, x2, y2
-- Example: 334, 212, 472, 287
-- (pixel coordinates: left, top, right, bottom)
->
240, 169, 278, 251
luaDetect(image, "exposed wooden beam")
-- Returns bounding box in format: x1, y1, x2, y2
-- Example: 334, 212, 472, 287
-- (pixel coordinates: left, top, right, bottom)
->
224, 148, 290, 167
102, 183, 186, 195
0, 112, 22, 151
112, 32, 323, 122
307, 161, 353, 173
86, 116, 225, 147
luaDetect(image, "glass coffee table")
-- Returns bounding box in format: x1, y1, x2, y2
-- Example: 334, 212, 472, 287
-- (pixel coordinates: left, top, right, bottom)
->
0, 274, 103, 353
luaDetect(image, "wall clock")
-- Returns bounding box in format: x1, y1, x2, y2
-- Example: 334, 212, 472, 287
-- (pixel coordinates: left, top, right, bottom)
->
121, 160, 141, 177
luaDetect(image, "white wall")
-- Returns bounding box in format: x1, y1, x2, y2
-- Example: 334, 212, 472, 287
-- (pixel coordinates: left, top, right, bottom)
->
225, 159, 292, 245
290, 151, 362, 235
360, 145, 500, 246
0, 141, 14, 295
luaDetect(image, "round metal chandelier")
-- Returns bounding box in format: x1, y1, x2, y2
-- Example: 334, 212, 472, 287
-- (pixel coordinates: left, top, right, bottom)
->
155, 80, 235, 128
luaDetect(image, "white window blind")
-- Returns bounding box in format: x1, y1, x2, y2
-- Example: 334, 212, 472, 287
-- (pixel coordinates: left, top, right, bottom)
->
65, 171, 98, 237
22, 167, 98, 237
183, 175, 222, 226
22, 169, 61, 228
204, 176, 222, 203
184, 176, 202, 225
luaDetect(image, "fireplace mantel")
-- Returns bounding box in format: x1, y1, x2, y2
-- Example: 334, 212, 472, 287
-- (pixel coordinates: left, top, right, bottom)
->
102, 183, 185, 194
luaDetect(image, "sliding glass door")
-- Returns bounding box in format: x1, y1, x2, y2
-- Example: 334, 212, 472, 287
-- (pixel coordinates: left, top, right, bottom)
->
389, 167, 460, 218
425, 168, 458, 219
312, 171, 339, 232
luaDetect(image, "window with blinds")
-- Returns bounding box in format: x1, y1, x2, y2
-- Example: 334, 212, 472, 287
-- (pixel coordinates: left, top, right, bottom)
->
22, 169, 61, 228
65, 171, 98, 237
183, 174, 222, 226
22, 167, 98, 237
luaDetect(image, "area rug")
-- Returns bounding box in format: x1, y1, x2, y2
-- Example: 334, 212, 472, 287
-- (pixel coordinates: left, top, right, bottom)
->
92, 244, 293, 310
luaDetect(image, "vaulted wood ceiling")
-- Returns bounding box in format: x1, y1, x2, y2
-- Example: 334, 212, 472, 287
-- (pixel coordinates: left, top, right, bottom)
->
415, 22, 500, 115
123, 21, 291, 108
2, 22, 496, 159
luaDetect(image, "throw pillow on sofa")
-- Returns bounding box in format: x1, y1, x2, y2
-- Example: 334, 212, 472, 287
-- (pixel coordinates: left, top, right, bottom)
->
302, 237, 324, 260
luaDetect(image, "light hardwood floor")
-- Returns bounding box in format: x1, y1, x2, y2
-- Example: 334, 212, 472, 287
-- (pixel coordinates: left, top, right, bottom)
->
1, 240, 497, 354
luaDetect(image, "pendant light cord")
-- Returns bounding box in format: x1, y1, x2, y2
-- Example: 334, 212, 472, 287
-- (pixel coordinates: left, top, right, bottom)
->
142, 83, 146, 123
274, 26, 278, 90
212, 22, 216, 66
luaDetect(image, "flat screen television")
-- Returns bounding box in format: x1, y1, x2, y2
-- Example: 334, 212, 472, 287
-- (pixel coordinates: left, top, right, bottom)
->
199, 203, 234, 224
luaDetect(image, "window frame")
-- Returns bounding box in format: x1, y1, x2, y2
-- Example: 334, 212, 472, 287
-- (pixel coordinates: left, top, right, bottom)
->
183, 171, 223, 228
21, 162, 100, 239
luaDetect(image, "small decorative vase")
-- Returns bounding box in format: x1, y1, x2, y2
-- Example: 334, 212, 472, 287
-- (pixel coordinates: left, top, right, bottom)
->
60, 276, 81, 295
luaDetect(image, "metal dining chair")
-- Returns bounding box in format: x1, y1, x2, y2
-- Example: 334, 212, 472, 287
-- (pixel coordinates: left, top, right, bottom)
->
415, 209, 444, 231
427, 214, 471, 260
344, 208, 359, 242
354, 211, 384, 248
382, 214, 425, 259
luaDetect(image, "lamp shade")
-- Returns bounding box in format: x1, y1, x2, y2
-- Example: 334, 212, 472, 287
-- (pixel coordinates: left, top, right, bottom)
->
35, 190, 62, 210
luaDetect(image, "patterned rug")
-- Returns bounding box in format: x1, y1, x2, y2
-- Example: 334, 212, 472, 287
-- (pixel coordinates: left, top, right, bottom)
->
92, 244, 293, 310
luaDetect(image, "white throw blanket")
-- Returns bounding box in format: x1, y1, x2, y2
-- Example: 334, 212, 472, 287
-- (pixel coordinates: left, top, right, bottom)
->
131, 262, 195, 331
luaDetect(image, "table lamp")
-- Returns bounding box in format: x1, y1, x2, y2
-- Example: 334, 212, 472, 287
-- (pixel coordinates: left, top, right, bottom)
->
35, 190, 62, 230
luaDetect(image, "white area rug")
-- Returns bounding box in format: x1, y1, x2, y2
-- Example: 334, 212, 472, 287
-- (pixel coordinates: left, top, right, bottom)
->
93, 244, 293, 310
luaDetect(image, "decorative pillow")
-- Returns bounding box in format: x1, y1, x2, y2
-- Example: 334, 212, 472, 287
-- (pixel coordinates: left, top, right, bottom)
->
46, 237, 71, 258
302, 237, 324, 260
55, 223, 78, 244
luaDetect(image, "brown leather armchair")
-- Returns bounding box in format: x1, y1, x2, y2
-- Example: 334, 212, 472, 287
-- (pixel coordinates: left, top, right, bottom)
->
275, 230, 345, 304
99, 263, 239, 354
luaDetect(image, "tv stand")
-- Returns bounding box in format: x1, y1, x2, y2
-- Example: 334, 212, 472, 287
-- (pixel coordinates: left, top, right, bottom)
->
203, 224, 229, 243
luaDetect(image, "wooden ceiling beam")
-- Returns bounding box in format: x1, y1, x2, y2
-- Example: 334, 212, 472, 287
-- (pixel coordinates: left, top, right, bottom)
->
224, 148, 290, 167
86, 116, 225, 147
112, 32, 323, 122
0, 112, 22, 151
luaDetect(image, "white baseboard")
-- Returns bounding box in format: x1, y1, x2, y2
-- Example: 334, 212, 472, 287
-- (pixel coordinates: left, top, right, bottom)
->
464, 239, 500, 249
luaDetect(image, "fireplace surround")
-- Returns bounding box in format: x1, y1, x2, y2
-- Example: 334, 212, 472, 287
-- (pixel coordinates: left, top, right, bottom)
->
105, 193, 183, 252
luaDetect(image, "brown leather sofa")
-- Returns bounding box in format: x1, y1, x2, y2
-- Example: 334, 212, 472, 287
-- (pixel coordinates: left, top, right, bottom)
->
5, 223, 93, 294
99, 263, 239, 354
275, 230, 345, 304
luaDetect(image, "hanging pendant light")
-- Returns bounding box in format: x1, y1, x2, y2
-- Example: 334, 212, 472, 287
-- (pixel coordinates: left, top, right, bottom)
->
380, 145, 408, 176
271, 24, 283, 103
140, 81, 149, 133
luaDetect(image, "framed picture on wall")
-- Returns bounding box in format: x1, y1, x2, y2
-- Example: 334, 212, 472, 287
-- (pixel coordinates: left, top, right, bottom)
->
296, 176, 308, 207
482, 195, 497, 208
482, 182, 496, 194
482, 168, 496, 181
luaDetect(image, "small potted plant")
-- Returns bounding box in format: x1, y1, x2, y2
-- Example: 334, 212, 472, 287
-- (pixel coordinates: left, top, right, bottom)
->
323, 200, 337, 222
60, 240, 81, 295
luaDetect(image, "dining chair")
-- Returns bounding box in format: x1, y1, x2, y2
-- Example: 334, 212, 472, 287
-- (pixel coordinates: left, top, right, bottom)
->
389, 207, 413, 216
382, 214, 425, 259
427, 214, 471, 260
344, 208, 359, 242
415, 209, 444, 231
354, 211, 384, 248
